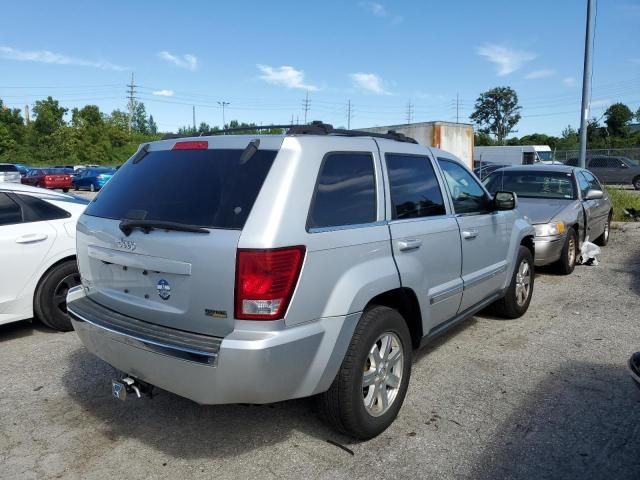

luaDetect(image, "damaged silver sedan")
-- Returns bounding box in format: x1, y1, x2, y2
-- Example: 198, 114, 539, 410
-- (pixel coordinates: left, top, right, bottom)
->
483, 165, 612, 274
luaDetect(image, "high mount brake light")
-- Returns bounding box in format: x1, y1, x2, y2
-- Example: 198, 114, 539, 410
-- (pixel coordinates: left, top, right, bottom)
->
172, 141, 208, 150
235, 246, 305, 320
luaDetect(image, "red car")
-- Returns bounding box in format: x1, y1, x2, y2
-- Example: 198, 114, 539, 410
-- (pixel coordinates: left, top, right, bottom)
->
22, 168, 73, 192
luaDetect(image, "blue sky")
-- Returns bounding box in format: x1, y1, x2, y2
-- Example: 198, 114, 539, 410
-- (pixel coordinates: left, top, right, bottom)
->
1, 0, 639, 136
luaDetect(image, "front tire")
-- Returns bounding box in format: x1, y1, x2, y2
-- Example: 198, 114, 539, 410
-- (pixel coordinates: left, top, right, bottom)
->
319, 306, 412, 440
555, 228, 578, 275
490, 246, 534, 319
34, 260, 80, 331
633, 176, 640, 191
89, 183, 96, 192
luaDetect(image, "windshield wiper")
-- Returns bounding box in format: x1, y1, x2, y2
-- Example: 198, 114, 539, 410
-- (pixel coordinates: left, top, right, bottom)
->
119, 219, 210, 236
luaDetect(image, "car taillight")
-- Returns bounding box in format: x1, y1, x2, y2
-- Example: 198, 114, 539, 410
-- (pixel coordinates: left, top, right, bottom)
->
173, 140, 208, 150
46, 176, 52, 181
235, 246, 305, 320
96, 175, 103, 180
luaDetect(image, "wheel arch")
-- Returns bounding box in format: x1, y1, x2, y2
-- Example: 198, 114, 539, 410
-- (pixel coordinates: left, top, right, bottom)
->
365, 287, 423, 349
33, 254, 78, 303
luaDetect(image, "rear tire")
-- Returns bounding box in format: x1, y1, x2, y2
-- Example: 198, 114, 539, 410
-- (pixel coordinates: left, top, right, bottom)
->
490, 246, 534, 319
633, 176, 640, 190
594, 212, 612, 246
74, 184, 79, 191
318, 305, 412, 440
34, 260, 80, 332
62, 188, 69, 193
555, 228, 578, 275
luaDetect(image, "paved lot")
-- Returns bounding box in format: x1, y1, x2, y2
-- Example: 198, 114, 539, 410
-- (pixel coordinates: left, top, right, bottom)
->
1, 225, 639, 480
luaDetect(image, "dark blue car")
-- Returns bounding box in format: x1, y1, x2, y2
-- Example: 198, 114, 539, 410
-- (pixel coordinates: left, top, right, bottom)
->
72, 167, 116, 192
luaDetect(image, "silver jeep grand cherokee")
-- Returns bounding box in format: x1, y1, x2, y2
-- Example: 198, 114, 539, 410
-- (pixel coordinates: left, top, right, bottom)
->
68, 123, 535, 439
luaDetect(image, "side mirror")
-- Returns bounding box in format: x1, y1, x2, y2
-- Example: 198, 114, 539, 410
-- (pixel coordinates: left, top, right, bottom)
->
585, 189, 604, 200
493, 191, 517, 211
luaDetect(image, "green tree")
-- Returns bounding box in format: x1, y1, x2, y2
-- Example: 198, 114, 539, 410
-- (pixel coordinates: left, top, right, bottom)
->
604, 102, 633, 136
32, 96, 67, 136
132, 102, 149, 134
470, 87, 521, 144
0, 123, 17, 155
148, 115, 158, 134
0, 99, 26, 144
636, 106, 640, 123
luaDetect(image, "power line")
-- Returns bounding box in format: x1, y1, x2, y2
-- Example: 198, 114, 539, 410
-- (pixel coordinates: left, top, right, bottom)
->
217, 101, 230, 131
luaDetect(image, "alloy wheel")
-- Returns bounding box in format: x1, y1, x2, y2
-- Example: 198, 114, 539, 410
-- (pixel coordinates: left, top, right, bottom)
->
362, 332, 404, 417
52, 272, 81, 315
514, 259, 531, 307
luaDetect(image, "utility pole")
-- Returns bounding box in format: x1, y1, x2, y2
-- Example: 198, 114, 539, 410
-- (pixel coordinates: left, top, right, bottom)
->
24, 105, 30, 125
217, 101, 230, 132
347, 100, 353, 130
302, 90, 311, 124
291, 114, 294, 126
127, 73, 137, 133
578, 0, 594, 169
456, 93, 460, 123
405, 100, 414, 125
192, 106, 196, 132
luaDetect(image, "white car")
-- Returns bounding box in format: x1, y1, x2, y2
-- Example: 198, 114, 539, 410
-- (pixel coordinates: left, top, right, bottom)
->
0, 183, 88, 330
0, 164, 21, 183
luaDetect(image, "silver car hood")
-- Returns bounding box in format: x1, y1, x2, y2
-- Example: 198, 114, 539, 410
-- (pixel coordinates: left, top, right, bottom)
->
516, 197, 577, 224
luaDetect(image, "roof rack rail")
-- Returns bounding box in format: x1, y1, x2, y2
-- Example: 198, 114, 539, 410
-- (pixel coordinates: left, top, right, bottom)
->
161, 120, 418, 144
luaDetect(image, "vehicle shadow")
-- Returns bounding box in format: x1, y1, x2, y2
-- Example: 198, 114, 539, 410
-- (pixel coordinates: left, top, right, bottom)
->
0, 318, 56, 342
61, 348, 349, 459
469, 361, 640, 480
413, 317, 478, 362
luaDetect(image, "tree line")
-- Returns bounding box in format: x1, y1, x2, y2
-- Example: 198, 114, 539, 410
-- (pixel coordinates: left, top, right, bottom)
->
2, 90, 639, 167
471, 86, 640, 150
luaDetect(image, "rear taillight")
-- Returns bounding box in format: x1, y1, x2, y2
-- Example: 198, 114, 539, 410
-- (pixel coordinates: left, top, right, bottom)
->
45, 176, 52, 181
96, 175, 103, 180
235, 246, 305, 320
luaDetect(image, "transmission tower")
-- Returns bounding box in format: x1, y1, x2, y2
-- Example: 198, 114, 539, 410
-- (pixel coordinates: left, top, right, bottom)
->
127, 73, 138, 133
405, 101, 414, 125
302, 90, 311, 124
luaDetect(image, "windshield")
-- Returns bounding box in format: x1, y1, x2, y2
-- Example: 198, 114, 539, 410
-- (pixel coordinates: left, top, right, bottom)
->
536, 151, 553, 162
483, 170, 576, 200
85, 148, 278, 229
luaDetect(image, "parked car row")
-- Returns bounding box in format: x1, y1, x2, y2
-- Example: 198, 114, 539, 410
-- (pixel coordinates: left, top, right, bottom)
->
564, 156, 640, 189
0, 163, 117, 192
0, 126, 625, 440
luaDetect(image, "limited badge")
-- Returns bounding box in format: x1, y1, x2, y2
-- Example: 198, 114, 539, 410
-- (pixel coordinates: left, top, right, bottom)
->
156, 279, 171, 300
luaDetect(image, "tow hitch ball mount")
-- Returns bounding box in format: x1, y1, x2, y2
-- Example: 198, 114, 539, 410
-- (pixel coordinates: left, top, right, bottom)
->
111, 376, 154, 401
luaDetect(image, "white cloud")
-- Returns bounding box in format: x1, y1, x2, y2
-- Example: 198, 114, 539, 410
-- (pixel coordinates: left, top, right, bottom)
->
349, 72, 391, 95
476, 43, 536, 76
525, 69, 555, 79
257, 64, 318, 91
563, 76, 578, 87
0, 46, 127, 71
152, 89, 174, 97
157, 51, 198, 71
360, 2, 403, 24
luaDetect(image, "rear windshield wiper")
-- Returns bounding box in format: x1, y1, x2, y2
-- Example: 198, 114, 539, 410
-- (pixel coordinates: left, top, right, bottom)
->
119, 219, 210, 236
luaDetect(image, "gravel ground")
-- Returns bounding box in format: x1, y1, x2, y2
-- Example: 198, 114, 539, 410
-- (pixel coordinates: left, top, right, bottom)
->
1, 224, 639, 480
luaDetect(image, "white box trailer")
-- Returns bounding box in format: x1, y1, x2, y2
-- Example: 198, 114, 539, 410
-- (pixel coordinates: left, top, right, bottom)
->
362, 121, 475, 169
473, 145, 553, 167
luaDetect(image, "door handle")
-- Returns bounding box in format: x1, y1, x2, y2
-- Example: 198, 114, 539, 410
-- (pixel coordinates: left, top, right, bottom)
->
462, 229, 479, 240
398, 239, 422, 251
15, 233, 48, 244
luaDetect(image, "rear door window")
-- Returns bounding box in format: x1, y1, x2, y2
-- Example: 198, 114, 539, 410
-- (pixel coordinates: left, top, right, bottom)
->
0, 193, 23, 226
308, 152, 376, 229
85, 148, 278, 229
16, 194, 72, 222
386, 154, 446, 219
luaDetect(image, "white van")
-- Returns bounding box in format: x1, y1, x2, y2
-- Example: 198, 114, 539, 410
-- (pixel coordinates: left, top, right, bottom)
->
474, 145, 554, 167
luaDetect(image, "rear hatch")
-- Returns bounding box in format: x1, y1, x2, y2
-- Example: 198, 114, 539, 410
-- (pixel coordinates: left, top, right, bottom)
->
76, 137, 282, 337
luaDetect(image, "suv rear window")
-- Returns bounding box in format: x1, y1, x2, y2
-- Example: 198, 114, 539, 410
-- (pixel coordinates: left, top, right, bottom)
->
0, 164, 19, 172
85, 148, 277, 229
307, 152, 376, 229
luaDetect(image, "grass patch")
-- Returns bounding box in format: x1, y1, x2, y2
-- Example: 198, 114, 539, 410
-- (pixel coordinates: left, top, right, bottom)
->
606, 187, 640, 221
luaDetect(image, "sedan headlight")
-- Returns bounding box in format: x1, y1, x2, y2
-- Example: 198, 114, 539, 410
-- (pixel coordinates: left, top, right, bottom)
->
534, 222, 565, 237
